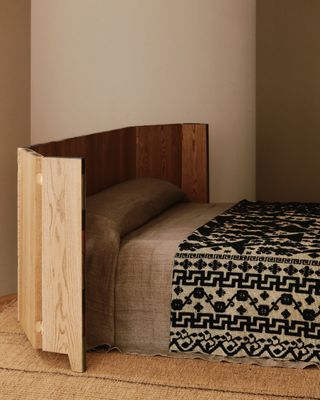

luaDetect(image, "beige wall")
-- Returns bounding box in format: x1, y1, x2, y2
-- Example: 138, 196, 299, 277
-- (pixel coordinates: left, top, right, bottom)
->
257, 0, 320, 202
0, 0, 30, 295
31, 0, 256, 203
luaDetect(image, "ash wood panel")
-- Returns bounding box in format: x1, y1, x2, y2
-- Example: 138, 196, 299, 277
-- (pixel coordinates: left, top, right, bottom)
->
135, 125, 182, 186
42, 157, 85, 372
181, 124, 209, 202
17, 148, 42, 349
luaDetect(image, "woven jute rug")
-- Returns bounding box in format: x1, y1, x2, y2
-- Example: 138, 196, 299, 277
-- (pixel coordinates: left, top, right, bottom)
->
0, 302, 319, 400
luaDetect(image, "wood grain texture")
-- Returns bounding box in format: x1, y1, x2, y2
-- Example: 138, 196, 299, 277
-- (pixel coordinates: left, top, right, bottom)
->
17, 148, 42, 349
135, 125, 182, 186
31, 124, 209, 201
0, 294, 17, 308
31, 127, 136, 196
42, 157, 85, 372
181, 124, 209, 202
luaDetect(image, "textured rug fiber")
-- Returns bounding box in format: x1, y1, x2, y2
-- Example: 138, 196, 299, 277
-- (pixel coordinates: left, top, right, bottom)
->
0, 303, 319, 400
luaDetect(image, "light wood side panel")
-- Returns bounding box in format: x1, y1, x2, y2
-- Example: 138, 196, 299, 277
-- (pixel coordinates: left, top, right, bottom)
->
17, 148, 42, 349
181, 124, 209, 202
42, 157, 85, 372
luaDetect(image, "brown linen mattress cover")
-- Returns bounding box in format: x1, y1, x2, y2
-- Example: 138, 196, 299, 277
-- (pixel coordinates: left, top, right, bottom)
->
86, 202, 229, 348
86, 202, 316, 368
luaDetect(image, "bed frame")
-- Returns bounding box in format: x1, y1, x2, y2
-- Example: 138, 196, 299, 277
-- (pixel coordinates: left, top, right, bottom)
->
17, 123, 209, 372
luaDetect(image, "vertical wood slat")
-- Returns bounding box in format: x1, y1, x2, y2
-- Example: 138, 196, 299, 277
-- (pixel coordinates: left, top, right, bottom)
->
31, 127, 137, 196
31, 124, 209, 202
135, 124, 182, 186
32, 124, 187, 196
17, 148, 42, 349
181, 124, 209, 202
42, 157, 85, 372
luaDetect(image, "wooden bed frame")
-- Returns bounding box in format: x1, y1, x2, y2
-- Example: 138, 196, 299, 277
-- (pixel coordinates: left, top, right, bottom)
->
17, 123, 209, 372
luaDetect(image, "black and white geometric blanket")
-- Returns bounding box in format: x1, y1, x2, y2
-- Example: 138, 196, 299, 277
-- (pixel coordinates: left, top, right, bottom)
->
169, 200, 320, 363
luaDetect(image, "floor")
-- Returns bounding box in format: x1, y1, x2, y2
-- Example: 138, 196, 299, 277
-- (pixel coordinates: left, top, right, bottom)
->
0, 293, 16, 307
2, 294, 319, 400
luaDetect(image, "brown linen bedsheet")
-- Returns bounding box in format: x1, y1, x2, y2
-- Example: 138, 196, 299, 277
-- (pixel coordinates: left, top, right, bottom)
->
85, 178, 186, 348
86, 202, 229, 349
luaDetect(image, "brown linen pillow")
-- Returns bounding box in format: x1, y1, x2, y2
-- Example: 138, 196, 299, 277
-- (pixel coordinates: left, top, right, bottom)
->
86, 178, 186, 237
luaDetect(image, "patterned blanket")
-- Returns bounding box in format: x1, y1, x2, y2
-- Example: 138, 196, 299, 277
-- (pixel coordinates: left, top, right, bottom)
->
169, 200, 320, 363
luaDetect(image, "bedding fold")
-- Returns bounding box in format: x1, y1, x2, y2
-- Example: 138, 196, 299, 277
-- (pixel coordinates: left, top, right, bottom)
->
86, 213, 120, 348
85, 177, 186, 348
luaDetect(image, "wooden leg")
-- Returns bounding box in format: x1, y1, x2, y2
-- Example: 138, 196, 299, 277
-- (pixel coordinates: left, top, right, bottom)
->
68, 345, 86, 373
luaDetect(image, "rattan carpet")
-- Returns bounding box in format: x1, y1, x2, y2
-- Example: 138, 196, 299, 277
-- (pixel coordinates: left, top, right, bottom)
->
0, 302, 319, 400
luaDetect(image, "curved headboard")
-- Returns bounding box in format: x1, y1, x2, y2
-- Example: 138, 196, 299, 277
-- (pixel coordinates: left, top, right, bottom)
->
31, 123, 209, 202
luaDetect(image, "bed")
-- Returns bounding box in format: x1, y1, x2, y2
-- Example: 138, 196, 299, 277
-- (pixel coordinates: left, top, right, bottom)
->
17, 123, 320, 372
17, 123, 209, 372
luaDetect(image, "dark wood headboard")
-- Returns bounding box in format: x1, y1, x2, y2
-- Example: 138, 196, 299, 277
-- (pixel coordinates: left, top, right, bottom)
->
31, 123, 209, 202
